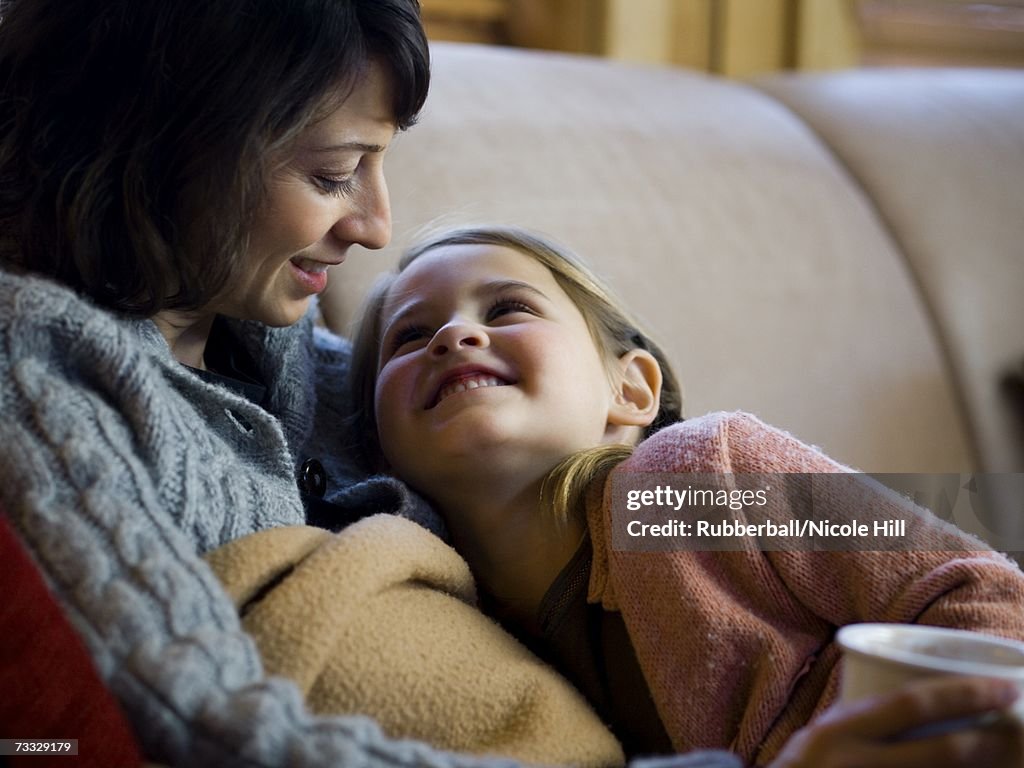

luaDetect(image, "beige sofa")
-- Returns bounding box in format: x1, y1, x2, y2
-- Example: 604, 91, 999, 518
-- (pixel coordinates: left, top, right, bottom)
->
321, 42, 1024, 481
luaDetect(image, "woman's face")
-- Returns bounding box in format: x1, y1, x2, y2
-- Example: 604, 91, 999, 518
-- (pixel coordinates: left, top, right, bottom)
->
216, 61, 398, 327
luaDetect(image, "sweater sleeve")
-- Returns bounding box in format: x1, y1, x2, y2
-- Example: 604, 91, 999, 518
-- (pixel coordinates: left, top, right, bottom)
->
622, 411, 1024, 637
0, 280, 518, 768
714, 413, 1024, 639
593, 411, 1024, 761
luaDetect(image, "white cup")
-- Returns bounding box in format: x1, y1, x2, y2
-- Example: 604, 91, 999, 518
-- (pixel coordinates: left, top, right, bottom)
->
837, 623, 1024, 730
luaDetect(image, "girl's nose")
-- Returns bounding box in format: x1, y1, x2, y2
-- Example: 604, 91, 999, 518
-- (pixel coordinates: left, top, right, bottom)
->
428, 320, 489, 357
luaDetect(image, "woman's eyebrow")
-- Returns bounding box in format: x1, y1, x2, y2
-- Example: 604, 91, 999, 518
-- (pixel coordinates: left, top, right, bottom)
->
310, 141, 388, 154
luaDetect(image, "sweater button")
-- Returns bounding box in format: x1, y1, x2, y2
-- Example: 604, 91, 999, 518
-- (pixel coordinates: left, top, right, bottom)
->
298, 458, 327, 498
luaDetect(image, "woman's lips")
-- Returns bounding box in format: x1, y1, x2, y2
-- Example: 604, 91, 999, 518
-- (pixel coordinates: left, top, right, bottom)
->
288, 256, 333, 294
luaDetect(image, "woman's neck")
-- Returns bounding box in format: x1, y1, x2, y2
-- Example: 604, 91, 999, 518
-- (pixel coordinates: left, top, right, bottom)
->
436, 476, 586, 635
152, 310, 216, 369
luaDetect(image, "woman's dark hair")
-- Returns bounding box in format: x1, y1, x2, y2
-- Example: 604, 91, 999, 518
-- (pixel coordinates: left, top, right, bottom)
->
0, 0, 430, 315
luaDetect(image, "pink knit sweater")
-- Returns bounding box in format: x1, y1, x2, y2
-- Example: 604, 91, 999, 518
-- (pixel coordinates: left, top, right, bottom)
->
586, 411, 1024, 766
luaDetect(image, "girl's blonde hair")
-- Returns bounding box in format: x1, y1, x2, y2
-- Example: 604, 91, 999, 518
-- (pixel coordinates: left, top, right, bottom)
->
348, 225, 684, 523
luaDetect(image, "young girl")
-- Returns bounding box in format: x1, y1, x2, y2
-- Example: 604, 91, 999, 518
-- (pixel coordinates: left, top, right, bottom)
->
348, 225, 1024, 766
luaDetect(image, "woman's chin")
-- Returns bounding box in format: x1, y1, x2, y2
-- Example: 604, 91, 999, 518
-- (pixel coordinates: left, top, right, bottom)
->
227, 297, 313, 327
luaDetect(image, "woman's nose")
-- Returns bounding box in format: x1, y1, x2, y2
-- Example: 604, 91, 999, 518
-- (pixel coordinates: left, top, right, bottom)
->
428, 321, 489, 357
331, 168, 392, 251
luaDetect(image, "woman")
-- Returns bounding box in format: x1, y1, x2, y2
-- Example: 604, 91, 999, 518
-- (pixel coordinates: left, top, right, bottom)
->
0, 1, 1016, 767
0, 1, 449, 765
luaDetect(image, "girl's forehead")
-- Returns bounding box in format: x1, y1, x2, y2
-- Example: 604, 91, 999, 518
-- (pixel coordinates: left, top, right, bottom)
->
386, 243, 559, 303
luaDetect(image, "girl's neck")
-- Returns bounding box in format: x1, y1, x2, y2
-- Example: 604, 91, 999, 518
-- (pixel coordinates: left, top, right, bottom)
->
437, 477, 586, 635
152, 309, 216, 369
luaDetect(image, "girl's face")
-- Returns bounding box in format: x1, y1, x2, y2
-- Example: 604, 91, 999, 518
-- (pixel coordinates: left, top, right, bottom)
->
374, 243, 624, 495
214, 61, 397, 327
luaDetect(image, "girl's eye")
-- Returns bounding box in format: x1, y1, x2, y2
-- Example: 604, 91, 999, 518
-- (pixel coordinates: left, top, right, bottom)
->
313, 174, 357, 197
487, 298, 534, 321
388, 325, 431, 354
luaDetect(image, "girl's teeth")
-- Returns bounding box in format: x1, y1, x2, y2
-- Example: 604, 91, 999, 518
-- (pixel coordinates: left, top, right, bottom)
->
439, 375, 505, 403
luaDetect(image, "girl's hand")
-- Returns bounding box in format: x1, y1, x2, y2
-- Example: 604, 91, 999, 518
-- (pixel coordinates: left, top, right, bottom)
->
770, 676, 1024, 768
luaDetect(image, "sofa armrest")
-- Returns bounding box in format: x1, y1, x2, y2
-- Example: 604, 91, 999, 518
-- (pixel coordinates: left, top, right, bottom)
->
755, 68, 1024, 472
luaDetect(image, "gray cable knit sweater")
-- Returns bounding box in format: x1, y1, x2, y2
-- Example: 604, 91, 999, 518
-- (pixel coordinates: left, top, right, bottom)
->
0, 265, 740, 768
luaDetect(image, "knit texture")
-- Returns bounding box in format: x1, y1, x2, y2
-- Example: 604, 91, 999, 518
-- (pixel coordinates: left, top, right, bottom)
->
0, 512, 143, 768
205, 515, 625, 766
587, 411, 1024, 766
0, 267, 515, 768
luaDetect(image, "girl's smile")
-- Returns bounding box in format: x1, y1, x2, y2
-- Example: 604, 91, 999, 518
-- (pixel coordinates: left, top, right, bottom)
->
428, 366, 514, 410
373, 243, 624, 499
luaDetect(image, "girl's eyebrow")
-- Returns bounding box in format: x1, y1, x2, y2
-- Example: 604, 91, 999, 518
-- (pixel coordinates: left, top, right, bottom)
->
381, 278, 549, 339
477, 279, 549, 302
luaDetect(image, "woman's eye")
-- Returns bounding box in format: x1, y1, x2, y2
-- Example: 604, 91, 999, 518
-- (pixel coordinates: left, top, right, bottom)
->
313, 174, 357, 197
487, 298, 534, 321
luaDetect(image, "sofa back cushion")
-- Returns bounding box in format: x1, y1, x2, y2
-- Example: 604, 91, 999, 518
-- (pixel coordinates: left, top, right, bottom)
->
757, 69, 1024, 472
321, 42, 972, 473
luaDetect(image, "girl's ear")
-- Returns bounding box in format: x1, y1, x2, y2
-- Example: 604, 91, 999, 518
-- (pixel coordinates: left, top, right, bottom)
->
608, 349, 662, 429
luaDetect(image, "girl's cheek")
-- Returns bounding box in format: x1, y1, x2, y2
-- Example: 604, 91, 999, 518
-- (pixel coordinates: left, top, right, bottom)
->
373, 370, 389, 412
374, 366, 402, 410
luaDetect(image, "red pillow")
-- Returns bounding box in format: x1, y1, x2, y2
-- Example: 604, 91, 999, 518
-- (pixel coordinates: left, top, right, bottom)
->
0, 512, 144, 768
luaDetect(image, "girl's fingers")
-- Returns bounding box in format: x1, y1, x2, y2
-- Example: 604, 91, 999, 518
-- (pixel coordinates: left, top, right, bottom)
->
856, 713, 1024, 768
825, 675, 1019, 740
772, 678, 1024, 768
868, 725, 1001, 767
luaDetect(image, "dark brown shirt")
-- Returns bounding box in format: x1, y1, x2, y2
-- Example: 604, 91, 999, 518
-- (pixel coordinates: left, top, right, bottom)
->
532, 536, 675, 758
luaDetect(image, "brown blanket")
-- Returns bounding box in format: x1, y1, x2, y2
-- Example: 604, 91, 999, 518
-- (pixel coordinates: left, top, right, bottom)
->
205, 513, 624, 766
